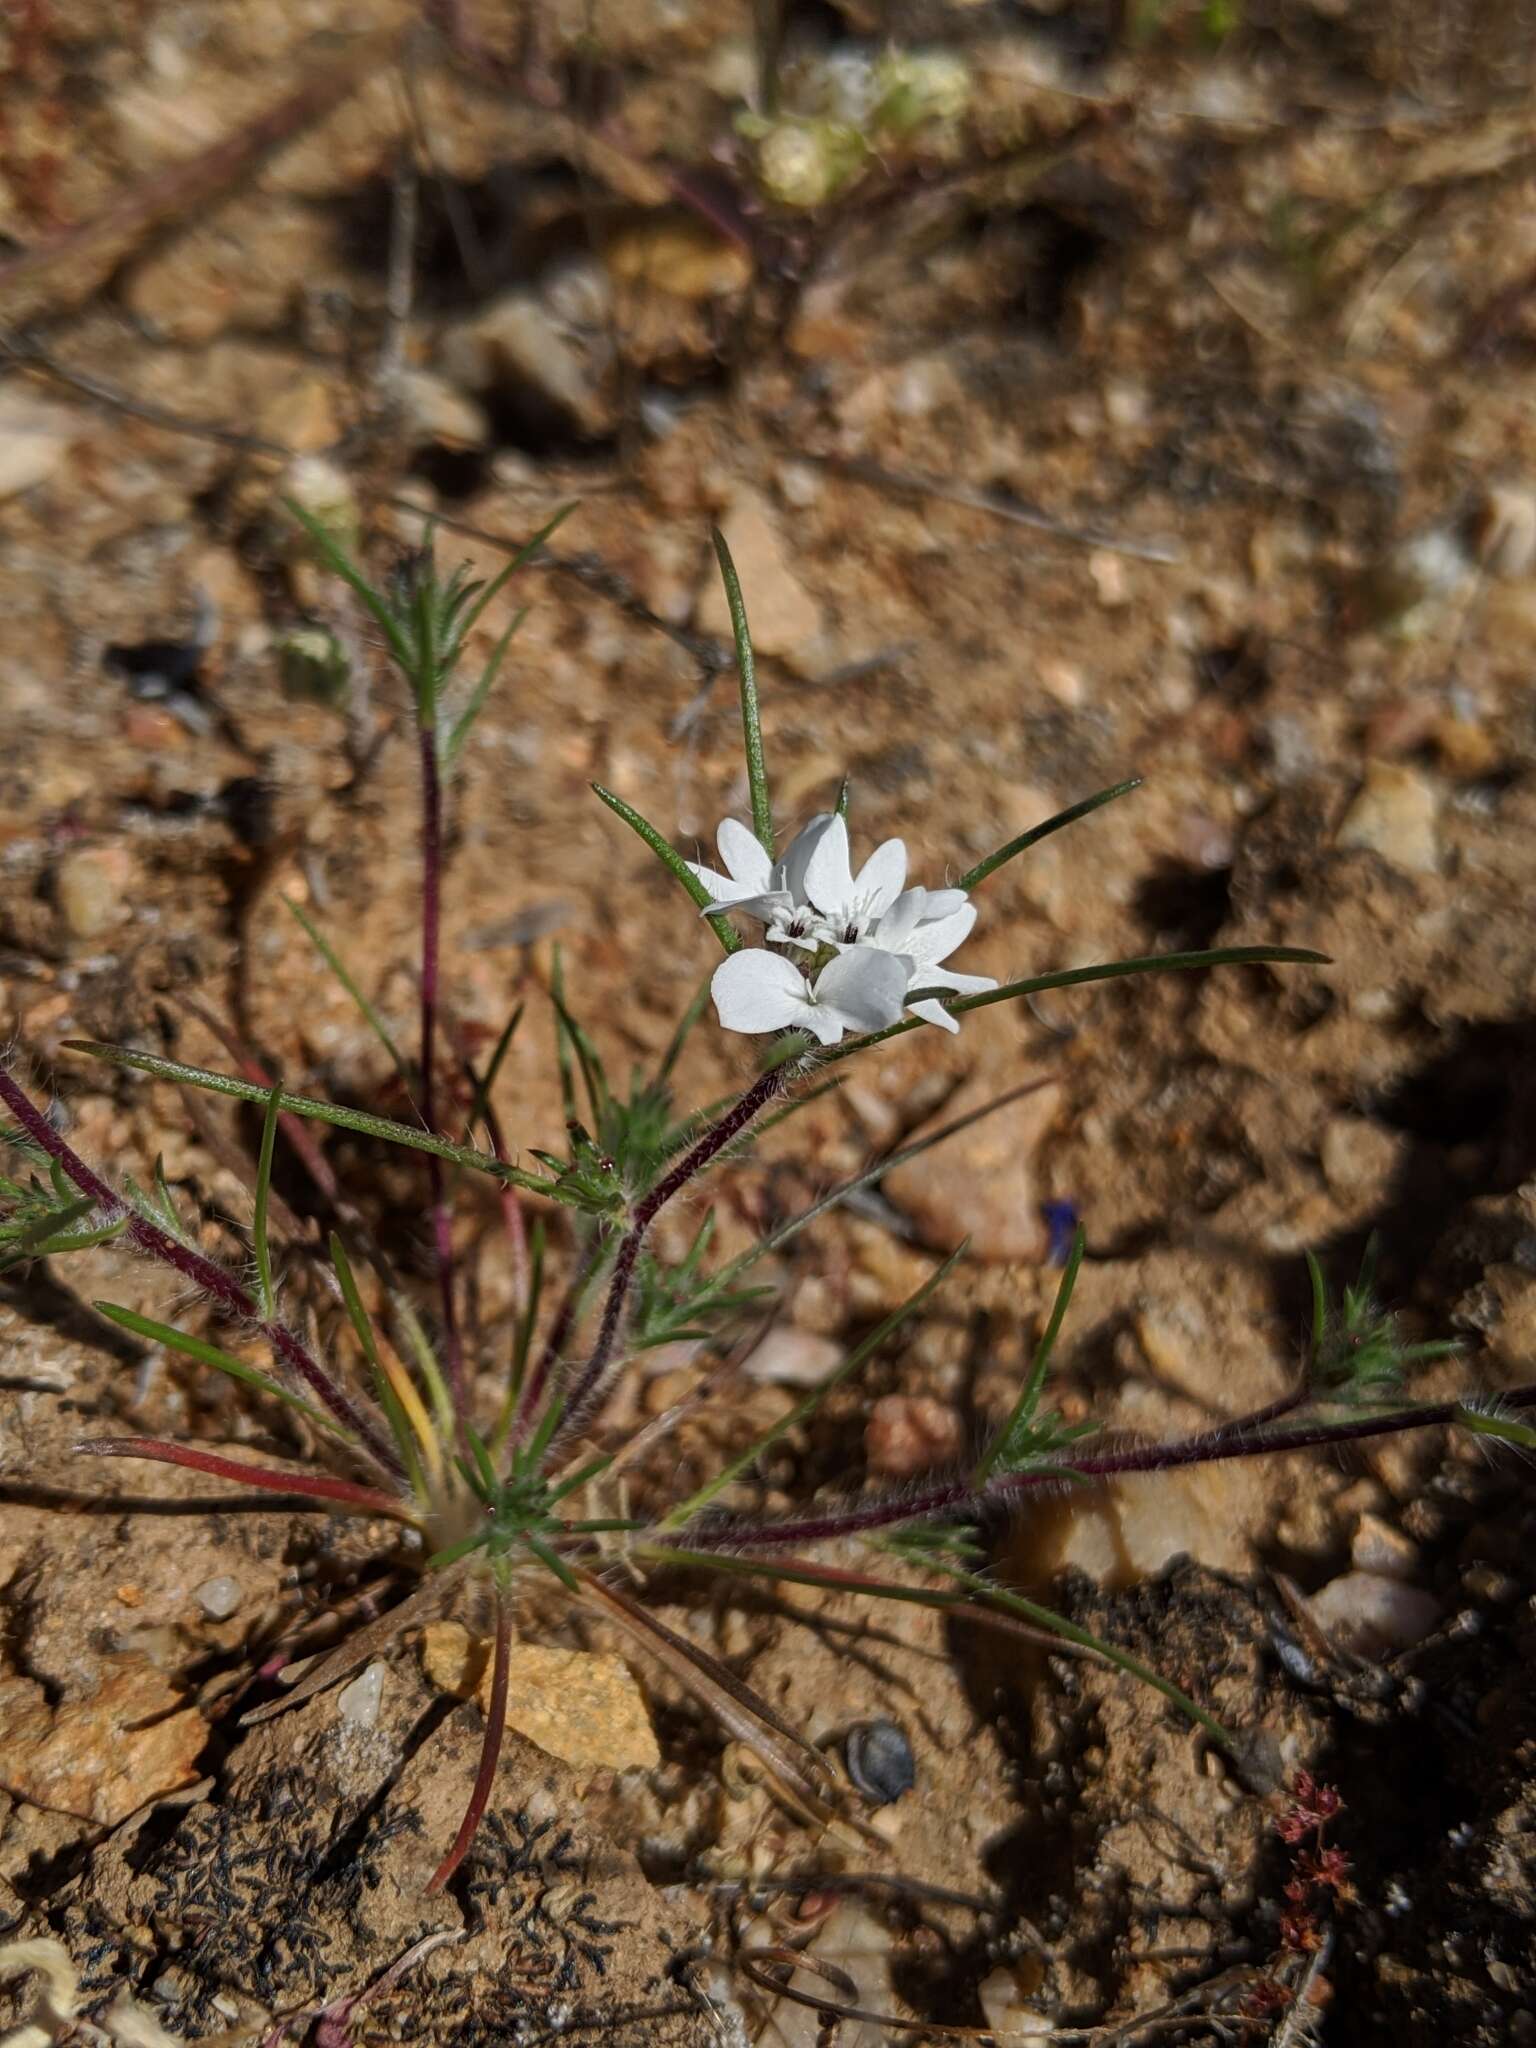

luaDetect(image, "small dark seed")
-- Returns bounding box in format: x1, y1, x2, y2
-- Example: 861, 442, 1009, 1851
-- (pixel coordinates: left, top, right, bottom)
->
845, 1718, 915, 1806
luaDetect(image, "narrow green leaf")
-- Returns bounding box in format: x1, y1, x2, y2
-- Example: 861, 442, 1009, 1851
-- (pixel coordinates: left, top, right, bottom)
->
11, 1193, 98, 1253
697, 1079, 1050, 1310
655, 972, 714, 1086
93, 1300, 355, 1445
835, 777, 850, 821
425, 1530, 491, 1571
463, 1422, 499, 1496
975, 1224, 1085, 1483
330, 1233, 426, 1499
956, 780, 1142, 893
591, 785, 741, 955
463, 1001, 523, 1145
61, 1042, 577, 1202
959, 1573, 1235, 1750
549, 1453, 613, 1503
282, 497, 412, 671
1305, 1250, 1329, 1368
450, 502, 577, 654
252, 1082, 283, 1320
1453, 1404, 1536, 1451
661, 1247, 965, 1530
819, 946, 1332, 1063
711, 527, 773, 854
445, 603, 528, 765
410, 549, 440, 726
550, 972, 609, 1129
492, 1218, 546, 1456
145, 1156, 178, 1235
7, 1222, 127, 1261
526, 1531, 579, 1592
282, 896, 412, 1091
520, 1383, 568, 1475
395, 1294, 457, 1443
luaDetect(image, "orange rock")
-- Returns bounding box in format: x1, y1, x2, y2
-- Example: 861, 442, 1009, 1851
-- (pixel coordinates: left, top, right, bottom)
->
0, 1662, 206, 1824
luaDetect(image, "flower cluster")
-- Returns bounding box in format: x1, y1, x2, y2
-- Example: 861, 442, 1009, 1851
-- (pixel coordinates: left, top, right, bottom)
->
1273, 1772, 1354, 1958
688, 813, 995, 1045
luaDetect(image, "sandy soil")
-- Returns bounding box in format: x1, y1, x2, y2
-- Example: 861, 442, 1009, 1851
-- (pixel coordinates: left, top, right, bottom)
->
1, 2, 1534, 2041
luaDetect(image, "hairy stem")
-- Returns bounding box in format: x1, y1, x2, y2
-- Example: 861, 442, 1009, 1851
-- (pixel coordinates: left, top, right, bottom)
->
681, 1384, 1536, 1552
0, 1067, 403, 1476
1201, 1386, 1309, 1443
418, 724, 467, 1416
548, 1063, 789, 1451
426, 1581, 511, 1893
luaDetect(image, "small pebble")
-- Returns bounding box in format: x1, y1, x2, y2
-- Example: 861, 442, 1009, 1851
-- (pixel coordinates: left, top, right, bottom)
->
195, 1575, 241, 1621
1336, 762, 1441, 875
0, 395, 78, 498
845, 1719, 915, 1806
742, 1326, 843, 1389
1307, 1570, 1440, 1656
1349, 1513, 1419, 1580
337, 1661, 386, 1730
978, 1969, 1053, 2037
865, 1393, 964, 1476
1471, 480, 1536, 578
55, 846, 131, 941
1462, 1564, 1519, 1604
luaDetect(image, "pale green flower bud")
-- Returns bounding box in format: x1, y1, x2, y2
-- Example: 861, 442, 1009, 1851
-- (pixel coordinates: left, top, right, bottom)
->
751, 116, 867, 210
872, 49, 971, 136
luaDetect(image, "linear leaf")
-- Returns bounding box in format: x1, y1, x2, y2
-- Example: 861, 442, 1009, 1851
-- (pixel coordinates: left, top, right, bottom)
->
711, 527, 773, 853
61, 1041, 578, 1201
974, 1224, 1085, 1482
956, 779, 1142, 892
820, 946, 1331, 1063
252, 1083, 283, 1319
282, 896, 412, 1090
91, 1303, 355, 1444
591, 785, 741, 955
661, 1246, 964, 1530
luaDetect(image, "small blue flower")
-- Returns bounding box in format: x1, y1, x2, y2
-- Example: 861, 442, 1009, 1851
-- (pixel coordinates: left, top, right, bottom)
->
1042, 1200, 1079, 1267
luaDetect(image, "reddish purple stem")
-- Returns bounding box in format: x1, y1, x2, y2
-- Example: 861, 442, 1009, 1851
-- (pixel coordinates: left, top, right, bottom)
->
426, 1583, 511, 1892
0, 1067, 402, 1476
77, 1436, 410, 1517
418, 724, 468, 1417
547, 1064, 788, 1454
684, 1384, 1536, 1553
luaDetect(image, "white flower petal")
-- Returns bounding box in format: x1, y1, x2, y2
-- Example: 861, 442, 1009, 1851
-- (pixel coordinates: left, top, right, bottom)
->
908, 996, 960, 1033
716, 816, 774, 892
710, 950, 811, 1035
800, 1004, 849, 1045
780, 812, 838, 899
900, 902, 977, 968
851, 837, 908, 917
802, 814, 855, 914
874, 888, 928, 949
813, 945, 910, 1034
716, 888, 793, 925
685, 860, 751, 905
917, 888, 968, 921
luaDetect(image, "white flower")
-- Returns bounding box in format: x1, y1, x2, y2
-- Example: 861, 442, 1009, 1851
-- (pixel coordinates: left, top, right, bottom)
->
686, 813, 839, 951
853, 887, 997, 1033
710, 944, 909, 1046
799, 814, 909, 947
685, 815, 778, 911
696, 812, 993, 1042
